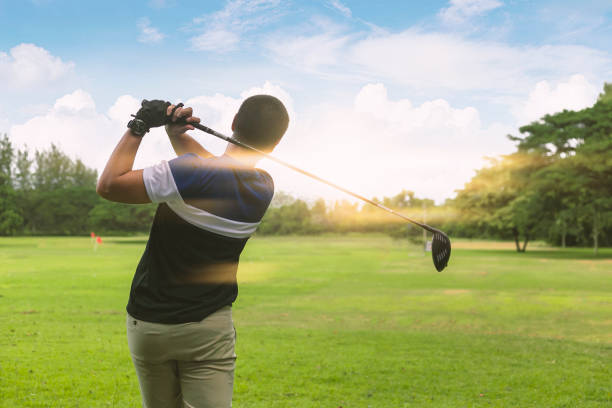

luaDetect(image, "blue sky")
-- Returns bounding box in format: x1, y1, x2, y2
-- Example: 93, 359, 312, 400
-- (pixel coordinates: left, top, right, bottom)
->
1, 0, 611, 202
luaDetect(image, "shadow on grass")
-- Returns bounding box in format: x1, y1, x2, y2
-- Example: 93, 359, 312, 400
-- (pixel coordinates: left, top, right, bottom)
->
455, 248, 612, 260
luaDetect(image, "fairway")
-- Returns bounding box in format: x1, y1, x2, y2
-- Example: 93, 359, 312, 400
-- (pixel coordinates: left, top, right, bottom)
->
1, 235, 611, 407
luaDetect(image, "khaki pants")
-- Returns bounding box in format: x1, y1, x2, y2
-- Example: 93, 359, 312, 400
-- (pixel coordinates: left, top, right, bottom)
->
127, 306, 236, 408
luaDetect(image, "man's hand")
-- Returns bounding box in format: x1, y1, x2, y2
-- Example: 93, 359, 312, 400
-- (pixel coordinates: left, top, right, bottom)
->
133, 100, 171, 130
165, 104, 201, 138
164, 104, 211, 158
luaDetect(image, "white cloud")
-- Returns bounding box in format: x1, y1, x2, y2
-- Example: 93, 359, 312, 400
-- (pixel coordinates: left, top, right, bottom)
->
266, 28, 611, 96
191, 29, 240, 52
355, 83, 481, 132
190, 0, 284, 52
107, 95, 141, 123
0, 43, 74, 88
514, 74, 599, 124
439, 0, 503, 24
328, 0, 352, 18
138, 17, 165, 43
53, 89, 96, 113
265, 31, 352, 73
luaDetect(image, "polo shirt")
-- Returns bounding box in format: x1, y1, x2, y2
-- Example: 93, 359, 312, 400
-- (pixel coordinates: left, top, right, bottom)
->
126, 153, 274, 323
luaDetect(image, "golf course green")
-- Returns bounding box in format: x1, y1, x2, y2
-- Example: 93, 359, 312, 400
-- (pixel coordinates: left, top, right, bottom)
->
1, 235, 611, 407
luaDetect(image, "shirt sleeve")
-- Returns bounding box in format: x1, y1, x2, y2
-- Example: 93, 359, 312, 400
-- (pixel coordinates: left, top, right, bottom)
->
142, 160, 182, 203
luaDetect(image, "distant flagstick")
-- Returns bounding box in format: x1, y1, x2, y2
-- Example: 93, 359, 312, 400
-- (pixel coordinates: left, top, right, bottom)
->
91, 233, 102, 251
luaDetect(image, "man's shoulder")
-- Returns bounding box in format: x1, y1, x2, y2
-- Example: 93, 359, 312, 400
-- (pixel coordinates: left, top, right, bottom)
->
169, 152, 208, 168
254, 167, 274, 194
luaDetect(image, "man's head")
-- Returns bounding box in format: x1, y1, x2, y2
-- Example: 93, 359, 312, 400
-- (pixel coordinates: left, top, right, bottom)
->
232, 95, 289, 152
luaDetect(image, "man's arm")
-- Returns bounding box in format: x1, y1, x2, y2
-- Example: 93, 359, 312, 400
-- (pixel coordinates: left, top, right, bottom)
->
166, 105, 213, 158
97, 101, 204, 204
96, 130, 151, 204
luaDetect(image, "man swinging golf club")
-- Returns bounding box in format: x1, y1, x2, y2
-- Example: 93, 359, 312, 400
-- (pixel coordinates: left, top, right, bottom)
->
97, 95, 289, 408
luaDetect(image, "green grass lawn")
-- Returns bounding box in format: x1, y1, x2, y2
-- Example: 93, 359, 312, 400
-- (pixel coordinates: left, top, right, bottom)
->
1, 235, 611, 407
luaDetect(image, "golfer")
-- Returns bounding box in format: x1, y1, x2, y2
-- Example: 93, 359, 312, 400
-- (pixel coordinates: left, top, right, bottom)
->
97, 95, 289, 407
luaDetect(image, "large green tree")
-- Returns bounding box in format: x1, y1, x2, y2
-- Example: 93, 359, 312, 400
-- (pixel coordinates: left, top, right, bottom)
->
511, 90, 612, 252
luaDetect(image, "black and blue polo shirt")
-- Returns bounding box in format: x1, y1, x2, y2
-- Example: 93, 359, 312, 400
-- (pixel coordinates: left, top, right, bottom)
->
126, 153, 274, 324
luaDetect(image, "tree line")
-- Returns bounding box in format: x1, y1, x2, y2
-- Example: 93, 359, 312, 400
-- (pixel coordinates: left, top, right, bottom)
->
0, 84, 610, 252
0, 140, 157, 236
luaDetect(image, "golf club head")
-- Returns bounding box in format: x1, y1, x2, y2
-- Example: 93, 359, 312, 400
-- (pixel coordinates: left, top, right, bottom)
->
430, 228, 451, 272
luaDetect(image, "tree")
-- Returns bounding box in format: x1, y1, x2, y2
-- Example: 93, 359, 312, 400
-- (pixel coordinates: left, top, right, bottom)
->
23, 187, 99, 235
562, 134, 612, 254
268, 191, 296, 208
452, 152, 551, 251
328, 200, 360, 232
527, 162, 580, 247
0, 134, 23, 235
258, 199, 313, 235
32, 144, 96, 191
71, 159, 98, 188
0, 134, 13, 181
598, 82, 612, 104
310, 198, 328, 232
382, 190, 434, 209
88, 200, 157, 234
14, 147, 33, 191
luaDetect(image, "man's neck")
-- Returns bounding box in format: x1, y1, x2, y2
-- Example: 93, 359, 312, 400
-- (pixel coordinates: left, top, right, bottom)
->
224, 143, 261, 167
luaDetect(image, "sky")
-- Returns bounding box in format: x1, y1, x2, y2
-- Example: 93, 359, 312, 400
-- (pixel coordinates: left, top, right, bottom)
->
1, 0, 611, 203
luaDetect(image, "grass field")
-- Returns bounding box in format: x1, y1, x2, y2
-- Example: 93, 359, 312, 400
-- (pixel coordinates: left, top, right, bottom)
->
1, 235, 611, 407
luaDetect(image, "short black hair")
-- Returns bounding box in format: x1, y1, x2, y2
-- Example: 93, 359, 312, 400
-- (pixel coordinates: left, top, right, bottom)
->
233, 95, 289, 151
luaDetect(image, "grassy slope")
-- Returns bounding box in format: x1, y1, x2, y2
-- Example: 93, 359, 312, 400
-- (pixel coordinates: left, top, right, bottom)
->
0, 235, 610, 407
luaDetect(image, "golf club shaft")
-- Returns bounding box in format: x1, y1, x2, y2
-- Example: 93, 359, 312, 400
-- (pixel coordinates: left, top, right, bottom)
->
192, 122, 436, 233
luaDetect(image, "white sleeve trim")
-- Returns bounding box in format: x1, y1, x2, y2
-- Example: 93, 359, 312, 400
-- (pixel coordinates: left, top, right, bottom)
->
142, 161, 181, 203
167, 200, 260, 239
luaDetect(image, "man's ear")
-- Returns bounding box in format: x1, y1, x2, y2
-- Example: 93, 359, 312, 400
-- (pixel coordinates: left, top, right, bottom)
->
231, 114, 236, 131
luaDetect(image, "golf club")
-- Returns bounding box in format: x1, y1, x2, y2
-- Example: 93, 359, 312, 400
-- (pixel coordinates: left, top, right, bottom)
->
191, 122, 451, 272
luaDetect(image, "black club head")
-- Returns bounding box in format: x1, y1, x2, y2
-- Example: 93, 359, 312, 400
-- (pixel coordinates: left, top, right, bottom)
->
430, 228, 451, 272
